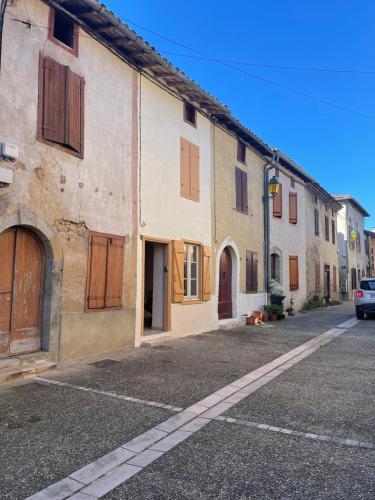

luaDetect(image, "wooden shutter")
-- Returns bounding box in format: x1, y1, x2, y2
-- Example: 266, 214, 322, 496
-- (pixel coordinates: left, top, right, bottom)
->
273, 184, 282, 218
40, 54, 66, 144
172, 240, 184, 303
66, 69, 84, 154
314, 209, 320, 236
333, 265, 337, 292
331, 220, 336, 244
325, 216, 329, 241
105, 237, 124, 308
289, 255, 299, 291
180, 138, 190, 199
190, 143, 200, 201
246, 251, 258, 293
315, 261, 320, 292
242, 170, 248, 213
235, 167, 242, 212
87, 234, 108, 309
289, 192, 297, 224
202, 246, 211, 301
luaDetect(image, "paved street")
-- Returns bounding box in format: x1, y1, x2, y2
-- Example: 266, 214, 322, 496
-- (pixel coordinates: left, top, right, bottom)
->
1, 303, 374, 499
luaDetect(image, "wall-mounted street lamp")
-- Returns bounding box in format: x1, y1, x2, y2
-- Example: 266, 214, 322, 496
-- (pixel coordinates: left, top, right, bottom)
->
268, 176, 280, 196
351, 230, 358, 240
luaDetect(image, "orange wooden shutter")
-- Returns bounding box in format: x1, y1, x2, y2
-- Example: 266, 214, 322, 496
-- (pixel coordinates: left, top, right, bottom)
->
87, 234, 108, 309
105, 237, 124, 308
289, 255, 299, 290
202, 246, 211, 301
190, 143, 200, 201
273, 184, 282, 218
180, 138, 190, 199
66, 69, 84, 154
42, 55, 66, 144
289, 192, 297, 223
172, 240, 184, 303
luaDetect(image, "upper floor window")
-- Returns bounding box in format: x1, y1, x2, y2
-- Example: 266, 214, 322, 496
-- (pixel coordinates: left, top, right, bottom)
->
183, 102, 197, 127
37, 54, 84, 157
235, 167, 248, 214
290, 178, 295, 188
237, 140, 246, 164
331, 220, 336, 244
180, 137, 200, 202
324, 215, 329, 241
314, 208, 320, 236
289, 192, 297, 224
48, 8, 78, 56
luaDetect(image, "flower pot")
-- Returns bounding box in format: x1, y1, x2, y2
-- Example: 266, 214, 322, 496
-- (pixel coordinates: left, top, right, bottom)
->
246, 316, 255, 325
253, 310, 262, 320
261, 312, 269, 322
270, 314, 278, 321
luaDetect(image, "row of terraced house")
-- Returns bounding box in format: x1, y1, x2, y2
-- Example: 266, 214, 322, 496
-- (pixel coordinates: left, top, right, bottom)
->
0, 0, 372, 368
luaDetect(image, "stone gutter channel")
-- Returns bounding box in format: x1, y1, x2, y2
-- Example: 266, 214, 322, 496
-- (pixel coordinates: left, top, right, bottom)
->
28, 317, 359, 500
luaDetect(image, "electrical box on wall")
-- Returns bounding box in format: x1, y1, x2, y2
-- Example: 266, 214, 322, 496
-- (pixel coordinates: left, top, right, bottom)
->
0, 143, 19, 161
0, 167, 13, 185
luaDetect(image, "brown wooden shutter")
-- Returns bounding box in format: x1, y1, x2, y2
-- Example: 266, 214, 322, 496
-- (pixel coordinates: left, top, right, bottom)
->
273, 184, 282, 218
190, 143, 200, 201
289, 255, 299, 291
289, 192, 297, 224
246, 251, 258, 293
41, 54, 66, 144
242, 170, 248, 213
315, 261, 320, 292
235, 167, 242, 212
202, 246, 211, 301
333, 265, 337, 292
172, 240, 184, 303
180, 138, 190, 199
66, 69, 84, 154
105, 237, 124, 308
87, 234, 108, 309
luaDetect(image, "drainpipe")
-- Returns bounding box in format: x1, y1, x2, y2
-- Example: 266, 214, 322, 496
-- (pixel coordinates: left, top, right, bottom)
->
0, 0, 6, 73
263, 151, 279, 304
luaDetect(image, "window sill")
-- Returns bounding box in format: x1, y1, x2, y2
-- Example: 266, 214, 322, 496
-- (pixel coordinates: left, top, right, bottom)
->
85, 306, 122, 313
236, 209, 248, 215
182, 298, 202, 305
37, 137, 83, 159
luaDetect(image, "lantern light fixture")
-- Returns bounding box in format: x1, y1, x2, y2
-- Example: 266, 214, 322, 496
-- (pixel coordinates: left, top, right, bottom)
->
269, 176, 280, 196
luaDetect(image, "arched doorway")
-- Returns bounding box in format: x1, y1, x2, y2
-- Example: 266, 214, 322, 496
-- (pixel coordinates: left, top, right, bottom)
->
0, 227, 45, 358
218, 247, 232, 319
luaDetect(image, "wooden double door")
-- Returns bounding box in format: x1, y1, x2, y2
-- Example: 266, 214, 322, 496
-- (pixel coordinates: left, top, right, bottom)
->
218, 247, 232, 319
0, 227, 44, 358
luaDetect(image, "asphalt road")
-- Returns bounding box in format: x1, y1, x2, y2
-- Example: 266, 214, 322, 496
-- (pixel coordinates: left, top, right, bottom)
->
0, 302, 374, 499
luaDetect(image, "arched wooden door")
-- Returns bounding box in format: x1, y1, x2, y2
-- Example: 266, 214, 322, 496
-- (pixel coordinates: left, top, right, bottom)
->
218, 247, 232, 319
0, 227, 44, 358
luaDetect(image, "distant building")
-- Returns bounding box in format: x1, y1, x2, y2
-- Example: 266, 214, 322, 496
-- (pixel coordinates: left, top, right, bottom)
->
364, 230, 375, 278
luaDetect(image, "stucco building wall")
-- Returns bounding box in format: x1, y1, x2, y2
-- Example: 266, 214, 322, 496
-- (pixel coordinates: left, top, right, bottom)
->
305, 192, 340, 300
269, 169, 307, 311
213, 126, 266, 323
135, 76, 215, 344
0, 0, 137, 360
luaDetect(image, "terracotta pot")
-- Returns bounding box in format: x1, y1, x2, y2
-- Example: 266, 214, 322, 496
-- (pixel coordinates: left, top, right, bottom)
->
261, 313, 269, 322
246, 316, 255, 325
253, 310, 262, 320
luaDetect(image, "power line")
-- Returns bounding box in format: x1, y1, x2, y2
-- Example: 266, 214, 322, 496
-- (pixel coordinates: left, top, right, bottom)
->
122, 17, 375, 121
9, 16, 375, 120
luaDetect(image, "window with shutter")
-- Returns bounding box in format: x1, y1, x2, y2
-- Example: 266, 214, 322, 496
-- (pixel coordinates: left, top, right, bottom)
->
237, 140, 246, 163
86, 232, 124, 311
324, 216, 329, 241
172, 240, 185, 303
273, 184, 282, 218
246, 251, 258, 293
235, 167, 248, 214
314, 208, 320, 236
38, 53, 84, 157
180, 138, 200, 202
289, 255, 299, 291
331, 220, 336, 244
289, 192, 297, 224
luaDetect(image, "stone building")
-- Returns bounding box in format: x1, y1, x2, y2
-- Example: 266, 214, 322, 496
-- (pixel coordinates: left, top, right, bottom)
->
334, 195, 370, 298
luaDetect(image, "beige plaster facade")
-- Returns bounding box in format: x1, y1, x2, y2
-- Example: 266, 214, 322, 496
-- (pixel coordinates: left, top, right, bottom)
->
305, 191, 340, 301
212, 126, 266, 324
0, 0, 137, 361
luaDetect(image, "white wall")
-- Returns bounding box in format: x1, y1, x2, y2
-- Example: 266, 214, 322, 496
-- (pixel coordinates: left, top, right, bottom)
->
270, 170, 307, 310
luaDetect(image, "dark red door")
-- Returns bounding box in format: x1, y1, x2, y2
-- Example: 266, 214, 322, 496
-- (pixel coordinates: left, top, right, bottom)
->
218, 247, 232, 319
0, 227, 44, 358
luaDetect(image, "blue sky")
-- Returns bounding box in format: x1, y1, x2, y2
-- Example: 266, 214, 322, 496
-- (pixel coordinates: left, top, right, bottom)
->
106, 0, 375, 228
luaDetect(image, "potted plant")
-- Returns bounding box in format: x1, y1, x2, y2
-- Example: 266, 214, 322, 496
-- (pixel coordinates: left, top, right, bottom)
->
269, 280, 286, 306
286, 296, 295, 316
271, 304, 284, 320
261, 305, 272, 322
246, 315, 256, 325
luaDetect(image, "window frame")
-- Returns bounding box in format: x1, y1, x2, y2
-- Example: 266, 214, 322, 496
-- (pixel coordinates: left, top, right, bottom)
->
324, 215, 330, 241
183, 242, 201, 301
183, 102, 197, 127
48, 7, 79, 57
314, 208, 320, 236
85, 231, 125, 313
237, 140, 246, 164
331, 219, 336, 244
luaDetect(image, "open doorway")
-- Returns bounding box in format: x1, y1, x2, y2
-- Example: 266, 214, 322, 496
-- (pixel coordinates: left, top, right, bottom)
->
143, 240, 170, 335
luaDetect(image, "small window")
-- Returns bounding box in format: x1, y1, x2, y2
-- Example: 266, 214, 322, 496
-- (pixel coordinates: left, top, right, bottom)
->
184, 102, 197, 127
237, 140, 246, 163
290, 178, 295, 188
313, 194, 318, 204
49, 8, 78, 55
235, 167, 248, 214
324, 216, 329, 241
331, 220, 336, 244
184, 243, 200, 299
314, 209, 320, 236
